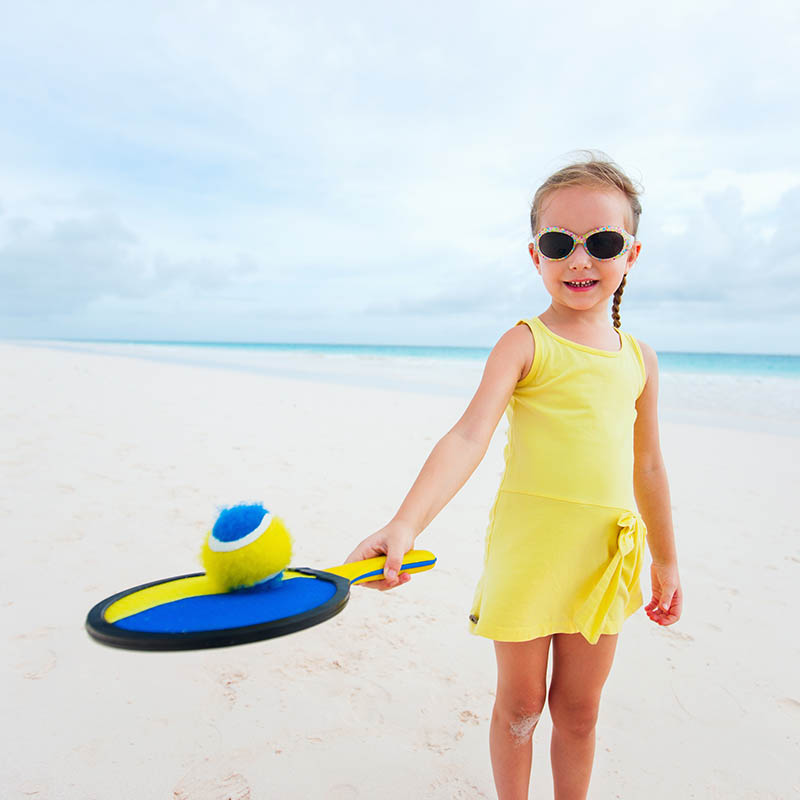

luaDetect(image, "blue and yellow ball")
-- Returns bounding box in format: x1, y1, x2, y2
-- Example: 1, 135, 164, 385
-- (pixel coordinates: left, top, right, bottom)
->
201, 503, 292, 592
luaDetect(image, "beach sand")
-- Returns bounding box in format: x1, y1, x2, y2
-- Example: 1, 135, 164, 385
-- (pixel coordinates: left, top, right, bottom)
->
2, 342, 798, 799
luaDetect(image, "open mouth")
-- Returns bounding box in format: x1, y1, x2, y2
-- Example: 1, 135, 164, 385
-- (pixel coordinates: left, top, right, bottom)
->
564, 280, 598, 289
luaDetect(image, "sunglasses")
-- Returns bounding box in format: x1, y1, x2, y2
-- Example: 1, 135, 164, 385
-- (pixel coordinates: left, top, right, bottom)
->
533, 226, 635, 261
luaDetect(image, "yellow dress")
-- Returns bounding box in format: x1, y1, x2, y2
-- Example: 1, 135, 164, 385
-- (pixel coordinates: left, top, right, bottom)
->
468, 316, 648, 645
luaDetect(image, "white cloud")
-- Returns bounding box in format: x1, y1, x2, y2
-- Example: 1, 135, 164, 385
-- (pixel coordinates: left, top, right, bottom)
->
0, 213, 258, 315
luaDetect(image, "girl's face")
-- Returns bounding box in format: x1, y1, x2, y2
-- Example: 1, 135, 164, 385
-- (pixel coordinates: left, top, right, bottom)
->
528, 186, 641, 315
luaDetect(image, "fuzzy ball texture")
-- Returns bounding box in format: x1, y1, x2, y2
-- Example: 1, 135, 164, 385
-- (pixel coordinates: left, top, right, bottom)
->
201, 503, 293, 592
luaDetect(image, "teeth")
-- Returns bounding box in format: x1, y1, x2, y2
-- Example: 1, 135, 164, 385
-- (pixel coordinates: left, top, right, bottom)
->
567, 280, 596, 286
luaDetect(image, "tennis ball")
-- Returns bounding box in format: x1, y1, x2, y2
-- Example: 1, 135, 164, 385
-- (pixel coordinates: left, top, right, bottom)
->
201, 503, 292, 592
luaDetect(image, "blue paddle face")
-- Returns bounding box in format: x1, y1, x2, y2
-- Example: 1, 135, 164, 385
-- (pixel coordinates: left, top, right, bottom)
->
116, 576, 339, 633
86, 569, 351, 651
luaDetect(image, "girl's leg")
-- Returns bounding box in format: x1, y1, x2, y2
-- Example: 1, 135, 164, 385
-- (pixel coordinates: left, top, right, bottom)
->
547, 632, 618, 800
491, 636, 552, 800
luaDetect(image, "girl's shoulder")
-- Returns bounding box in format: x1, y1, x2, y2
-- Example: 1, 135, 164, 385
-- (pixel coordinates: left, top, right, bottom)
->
633, 336, 656, 358
492, 322, 535, 384
632, 337, 658, 383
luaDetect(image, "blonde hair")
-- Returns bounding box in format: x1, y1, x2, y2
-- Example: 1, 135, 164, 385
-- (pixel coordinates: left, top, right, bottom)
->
530, 150, 643, 329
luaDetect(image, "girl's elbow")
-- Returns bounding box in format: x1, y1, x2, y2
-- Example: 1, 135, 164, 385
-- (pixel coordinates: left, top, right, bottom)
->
635, 458, 666, 478
450, 422, 492, 456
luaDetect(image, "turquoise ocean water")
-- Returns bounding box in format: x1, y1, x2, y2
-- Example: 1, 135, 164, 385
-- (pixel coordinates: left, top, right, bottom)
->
51, 339, 800, 378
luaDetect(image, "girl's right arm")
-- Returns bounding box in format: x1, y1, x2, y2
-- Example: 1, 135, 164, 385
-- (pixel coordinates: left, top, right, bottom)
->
345, 323, 534, 590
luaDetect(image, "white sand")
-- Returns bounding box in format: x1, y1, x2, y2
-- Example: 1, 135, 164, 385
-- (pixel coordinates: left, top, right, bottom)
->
1, 342, 798, 799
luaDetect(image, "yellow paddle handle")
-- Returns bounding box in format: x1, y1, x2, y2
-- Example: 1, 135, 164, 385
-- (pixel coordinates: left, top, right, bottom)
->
323, 549, 437, 585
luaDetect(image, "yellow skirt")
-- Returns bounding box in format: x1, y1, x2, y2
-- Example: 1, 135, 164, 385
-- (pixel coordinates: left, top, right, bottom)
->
468, 491, 646, 644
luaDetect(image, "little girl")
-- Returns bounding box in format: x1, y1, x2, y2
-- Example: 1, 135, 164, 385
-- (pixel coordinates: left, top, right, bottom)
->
346, 153, 682, 800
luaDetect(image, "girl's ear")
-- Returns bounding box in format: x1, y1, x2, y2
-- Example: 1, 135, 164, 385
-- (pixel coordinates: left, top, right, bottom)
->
624, 240, 642, 274
528, 242, 542, 274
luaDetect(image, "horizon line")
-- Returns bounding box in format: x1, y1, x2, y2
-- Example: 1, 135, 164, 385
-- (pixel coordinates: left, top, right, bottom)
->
4, 336, 800, 360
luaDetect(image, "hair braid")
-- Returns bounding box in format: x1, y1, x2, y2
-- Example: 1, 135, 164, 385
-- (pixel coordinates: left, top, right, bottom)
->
612, 275, 626, 330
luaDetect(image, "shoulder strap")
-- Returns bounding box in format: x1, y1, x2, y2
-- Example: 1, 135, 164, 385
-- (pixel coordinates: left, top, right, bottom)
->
622, 331, 647, 395
514, 318, 539, 387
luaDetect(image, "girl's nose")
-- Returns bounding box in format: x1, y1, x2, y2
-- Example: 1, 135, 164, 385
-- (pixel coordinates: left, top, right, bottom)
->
568, 243, 593, 268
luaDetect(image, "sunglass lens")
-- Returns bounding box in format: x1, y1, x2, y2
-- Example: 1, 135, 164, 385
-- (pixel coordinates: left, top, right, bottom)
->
538, 231, 574, 259
586, 231, 625, 259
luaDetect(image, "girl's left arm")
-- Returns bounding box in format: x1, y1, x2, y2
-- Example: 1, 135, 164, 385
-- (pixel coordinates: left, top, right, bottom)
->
634, 340, 682, 626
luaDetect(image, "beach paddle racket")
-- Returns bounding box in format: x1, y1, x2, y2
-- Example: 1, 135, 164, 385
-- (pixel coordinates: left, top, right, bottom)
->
85, 549, 436, 651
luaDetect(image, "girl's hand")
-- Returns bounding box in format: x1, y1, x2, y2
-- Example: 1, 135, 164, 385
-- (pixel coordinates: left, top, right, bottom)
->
645, 561, 682, 626
344, 519, 418, 591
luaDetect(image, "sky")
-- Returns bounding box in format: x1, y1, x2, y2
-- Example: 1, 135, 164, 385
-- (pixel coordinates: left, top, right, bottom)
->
1, 0, 799, 354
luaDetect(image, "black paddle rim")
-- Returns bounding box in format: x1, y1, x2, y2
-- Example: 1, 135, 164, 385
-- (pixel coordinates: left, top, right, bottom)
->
85, 568, 351, 651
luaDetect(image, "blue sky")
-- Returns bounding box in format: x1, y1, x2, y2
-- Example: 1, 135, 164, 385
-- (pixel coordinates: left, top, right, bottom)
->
1, 1, 799, 353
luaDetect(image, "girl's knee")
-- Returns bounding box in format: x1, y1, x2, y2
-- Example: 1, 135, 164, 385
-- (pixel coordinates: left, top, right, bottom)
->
493, 694, 546, 745
508, 710, 542, 745
547, 692, 599, 738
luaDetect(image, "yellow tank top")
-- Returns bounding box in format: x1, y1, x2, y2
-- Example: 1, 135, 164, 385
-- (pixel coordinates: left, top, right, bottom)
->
500, 316, 647, 508
467, 316, 649, 644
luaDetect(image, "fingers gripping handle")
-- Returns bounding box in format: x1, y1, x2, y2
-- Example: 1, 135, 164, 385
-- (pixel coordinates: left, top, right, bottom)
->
325, 550, 437, 585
